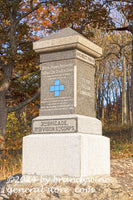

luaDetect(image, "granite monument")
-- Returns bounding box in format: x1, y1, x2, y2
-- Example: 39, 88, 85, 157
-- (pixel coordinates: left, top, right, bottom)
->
22, 27, 110, 177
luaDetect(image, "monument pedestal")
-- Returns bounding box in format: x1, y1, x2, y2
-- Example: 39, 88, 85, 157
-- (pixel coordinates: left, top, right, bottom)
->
22, 133, 110, 177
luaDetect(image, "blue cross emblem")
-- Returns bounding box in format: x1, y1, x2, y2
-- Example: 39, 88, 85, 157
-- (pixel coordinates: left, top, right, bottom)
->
50, 80, 64, 97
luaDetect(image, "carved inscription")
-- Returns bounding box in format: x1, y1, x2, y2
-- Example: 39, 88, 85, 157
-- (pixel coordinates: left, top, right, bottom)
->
76, 50, 95, 65
80, 78, 92, 97
40, 62, 74, 115
41, 64, 73, 75
32, 118, 77, 134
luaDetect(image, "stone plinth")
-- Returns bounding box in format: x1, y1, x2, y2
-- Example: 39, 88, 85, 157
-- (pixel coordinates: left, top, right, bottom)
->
22, 134, 110, 177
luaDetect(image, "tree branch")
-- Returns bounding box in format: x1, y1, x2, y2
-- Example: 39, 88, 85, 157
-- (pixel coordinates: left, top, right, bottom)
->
110, 41, 132, 47
108, 25, 133, 34
30, 0, 34, 9
105, 0, 133, 3
0, 58, 7, 70
16, 1, 46, 24
96, 52, 119, 61
8, 88, 40, 113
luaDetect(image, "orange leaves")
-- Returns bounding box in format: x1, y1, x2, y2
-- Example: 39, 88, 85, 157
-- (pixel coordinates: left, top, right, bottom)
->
26, 100, 39, 118
33, 26, 41, 31
39, 19, 51, 29
2, 19, 10, 26
33, 35, 40, 41
23, 4, 55, 35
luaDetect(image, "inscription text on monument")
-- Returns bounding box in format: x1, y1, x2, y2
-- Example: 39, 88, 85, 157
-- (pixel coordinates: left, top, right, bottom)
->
32, 118, 77, 134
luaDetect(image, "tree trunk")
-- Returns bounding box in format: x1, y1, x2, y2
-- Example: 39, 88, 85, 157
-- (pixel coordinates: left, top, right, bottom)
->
127, 64, 131, 122
122, 55, 127, 124
131, 34, 133, 141
23, 107, 27, 136
0, 95, 8, 144
0, 9, 16, 144
95, 62, 101, 119
107, 70, 111, 119
97, 87, 101, 119
0, 65, 13, 144
101, 72, 105, 121
115, 78, 119, 123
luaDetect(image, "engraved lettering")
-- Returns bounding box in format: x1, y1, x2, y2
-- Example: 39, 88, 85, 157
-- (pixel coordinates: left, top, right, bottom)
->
80, 78, 92, 97
33, 119, 77, 134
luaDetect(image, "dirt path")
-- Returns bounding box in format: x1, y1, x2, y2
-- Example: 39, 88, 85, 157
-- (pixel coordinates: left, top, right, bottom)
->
111, 158, 133, 194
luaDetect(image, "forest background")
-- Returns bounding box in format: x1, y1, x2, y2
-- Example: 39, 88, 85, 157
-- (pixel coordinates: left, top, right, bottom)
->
0, 0, 133, 179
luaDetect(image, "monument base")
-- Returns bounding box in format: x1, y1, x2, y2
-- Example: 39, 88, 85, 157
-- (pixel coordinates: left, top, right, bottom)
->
22, 134, 110, 177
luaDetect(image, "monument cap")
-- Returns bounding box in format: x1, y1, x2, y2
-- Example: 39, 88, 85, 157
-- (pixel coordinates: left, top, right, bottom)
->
33, 27, 102, 58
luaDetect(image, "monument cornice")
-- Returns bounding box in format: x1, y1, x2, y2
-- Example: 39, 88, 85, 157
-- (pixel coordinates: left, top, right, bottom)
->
33, 35, 102, 58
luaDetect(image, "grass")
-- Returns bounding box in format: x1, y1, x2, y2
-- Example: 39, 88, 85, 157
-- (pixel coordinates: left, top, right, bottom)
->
0, 150, 22, 180
0, 123, 133, 180
103, 123, 133, 159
